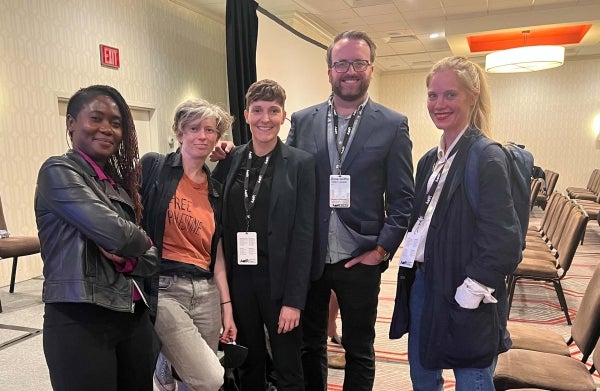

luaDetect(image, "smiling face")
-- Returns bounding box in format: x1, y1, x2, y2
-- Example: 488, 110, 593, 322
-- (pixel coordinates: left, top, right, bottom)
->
67, 94, 122, 167
177, 116, 220, 162
244, 100, 286, 155
328, 38, 373, 105
427, 69, 477, 138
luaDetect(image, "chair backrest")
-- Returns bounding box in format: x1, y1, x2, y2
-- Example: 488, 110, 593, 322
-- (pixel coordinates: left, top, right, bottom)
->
591, 169, 600, 195
529, 178, 542, 211
538, 192, 563, 233
545, 170, 559, 195
572, 263, 600, 363
0, 194, 8, 231
587, 169, 600, 190
555, 204, 588, 274
543, 195, 572, 245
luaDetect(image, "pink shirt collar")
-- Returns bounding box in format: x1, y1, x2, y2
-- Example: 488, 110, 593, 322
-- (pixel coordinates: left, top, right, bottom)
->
74, 148, 116, 185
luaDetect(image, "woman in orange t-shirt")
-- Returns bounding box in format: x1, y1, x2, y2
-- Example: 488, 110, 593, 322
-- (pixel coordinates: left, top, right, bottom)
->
140, 99, 236, 391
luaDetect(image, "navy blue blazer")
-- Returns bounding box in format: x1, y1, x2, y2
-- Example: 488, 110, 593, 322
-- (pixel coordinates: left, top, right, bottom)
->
213, 139, 316, 310
288, 98, 414, 280
411, 128, 521, 369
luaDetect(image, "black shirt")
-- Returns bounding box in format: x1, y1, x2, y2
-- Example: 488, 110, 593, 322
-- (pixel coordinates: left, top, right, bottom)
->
224, 142, 279, 275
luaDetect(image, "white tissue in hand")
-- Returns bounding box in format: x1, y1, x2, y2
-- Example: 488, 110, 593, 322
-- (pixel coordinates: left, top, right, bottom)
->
454, 278, 497, 309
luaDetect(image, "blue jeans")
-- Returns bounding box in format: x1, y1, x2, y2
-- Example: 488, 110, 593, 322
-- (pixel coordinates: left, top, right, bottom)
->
408, 267, 496, 391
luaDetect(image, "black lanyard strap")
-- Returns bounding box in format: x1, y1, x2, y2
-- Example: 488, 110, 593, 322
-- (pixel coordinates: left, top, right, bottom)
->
329, 99, 363, 174
418, 141, 461, 218
243, 147, 271, 231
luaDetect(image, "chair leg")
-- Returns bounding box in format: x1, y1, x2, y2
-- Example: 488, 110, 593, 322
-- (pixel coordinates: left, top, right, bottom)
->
0, 294, 3, 313
553, 280, 572, 325
9, 256, 18, 293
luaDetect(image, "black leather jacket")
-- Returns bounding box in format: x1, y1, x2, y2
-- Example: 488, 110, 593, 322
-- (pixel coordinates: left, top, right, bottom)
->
35, 151, 159, 313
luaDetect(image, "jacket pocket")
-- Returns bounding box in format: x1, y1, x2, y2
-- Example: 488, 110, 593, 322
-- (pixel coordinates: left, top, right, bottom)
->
442, 300, 499, 368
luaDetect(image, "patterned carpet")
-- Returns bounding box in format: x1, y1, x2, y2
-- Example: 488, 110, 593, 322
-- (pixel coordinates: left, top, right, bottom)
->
326, 208, 600, 390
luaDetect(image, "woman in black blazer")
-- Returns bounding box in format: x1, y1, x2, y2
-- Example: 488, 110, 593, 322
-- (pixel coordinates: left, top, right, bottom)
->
213, 79, 316, 391
394, 57, 521, 391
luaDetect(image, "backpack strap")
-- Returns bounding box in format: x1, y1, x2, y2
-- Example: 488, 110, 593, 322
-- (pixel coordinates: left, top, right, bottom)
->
140, 152, 166, 208
465, 137, 499, 211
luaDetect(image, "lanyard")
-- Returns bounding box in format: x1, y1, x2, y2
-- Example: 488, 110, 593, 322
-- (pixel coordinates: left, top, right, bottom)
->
330, 104, 362, 174
418, 142, 461, 218
243, 147, 271, 231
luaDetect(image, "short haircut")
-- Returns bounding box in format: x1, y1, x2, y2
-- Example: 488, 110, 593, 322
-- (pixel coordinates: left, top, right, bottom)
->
172, 99, 233, 138
245, 79, 286, 109
326, 30, 377, 67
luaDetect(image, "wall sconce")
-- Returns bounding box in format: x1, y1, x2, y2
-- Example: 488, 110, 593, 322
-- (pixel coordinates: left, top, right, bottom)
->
593, 113, 600, 149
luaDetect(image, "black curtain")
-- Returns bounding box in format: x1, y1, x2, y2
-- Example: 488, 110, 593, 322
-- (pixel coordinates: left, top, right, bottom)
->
226, 0, 258, 144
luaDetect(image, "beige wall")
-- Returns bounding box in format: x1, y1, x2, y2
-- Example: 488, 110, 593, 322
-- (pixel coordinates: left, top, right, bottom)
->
379, 58, 600, 194
0, 0, 227, 285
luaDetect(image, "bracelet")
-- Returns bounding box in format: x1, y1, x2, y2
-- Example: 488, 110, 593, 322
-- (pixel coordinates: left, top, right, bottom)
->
220, 300, 231, 306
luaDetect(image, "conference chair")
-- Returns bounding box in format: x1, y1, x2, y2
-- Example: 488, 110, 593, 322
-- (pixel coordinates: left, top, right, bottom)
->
0, 194, 40, 313
507, 262, 600, 362
507, 203, 589, 325
494, 331, 600, 391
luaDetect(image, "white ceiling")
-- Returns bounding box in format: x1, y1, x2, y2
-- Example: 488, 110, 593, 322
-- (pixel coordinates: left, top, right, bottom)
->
174, 0, 600, 72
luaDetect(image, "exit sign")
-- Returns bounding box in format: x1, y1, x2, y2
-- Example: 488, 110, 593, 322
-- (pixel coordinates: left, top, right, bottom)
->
100, 44, 120, 69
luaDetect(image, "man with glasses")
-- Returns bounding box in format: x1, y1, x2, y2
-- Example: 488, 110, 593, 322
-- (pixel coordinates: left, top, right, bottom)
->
288, 30, 414, 391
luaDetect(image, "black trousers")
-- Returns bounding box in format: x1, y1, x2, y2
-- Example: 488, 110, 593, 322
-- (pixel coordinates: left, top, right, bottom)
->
231, 269, 304, 391
302, 261, 382, 391
43, 302, 159, 391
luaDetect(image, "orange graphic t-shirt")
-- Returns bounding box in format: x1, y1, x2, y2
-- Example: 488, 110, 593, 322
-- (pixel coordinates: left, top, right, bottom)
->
161, 174, 214, 270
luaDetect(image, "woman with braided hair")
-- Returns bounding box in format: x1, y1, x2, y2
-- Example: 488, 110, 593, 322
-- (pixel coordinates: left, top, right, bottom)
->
35, 85, 160, 391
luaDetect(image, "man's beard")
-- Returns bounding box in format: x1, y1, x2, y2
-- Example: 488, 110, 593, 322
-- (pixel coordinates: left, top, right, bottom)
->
332, 78, 370, 102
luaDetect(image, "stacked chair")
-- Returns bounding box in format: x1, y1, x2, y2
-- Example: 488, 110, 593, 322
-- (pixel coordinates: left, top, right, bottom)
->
534, 169, 559, 210
566, 169, 600, 243
574, 195, 599, 243
567, 168, 600, 201
508, 193, 589, 325
494, 263, 600, 391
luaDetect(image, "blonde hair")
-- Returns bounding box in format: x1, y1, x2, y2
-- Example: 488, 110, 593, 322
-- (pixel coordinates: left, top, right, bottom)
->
426, 56, 492, 137
172, 99, 234, 138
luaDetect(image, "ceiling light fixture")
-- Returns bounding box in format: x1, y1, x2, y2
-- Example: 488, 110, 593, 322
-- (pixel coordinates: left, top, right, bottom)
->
485, 31, 565, 73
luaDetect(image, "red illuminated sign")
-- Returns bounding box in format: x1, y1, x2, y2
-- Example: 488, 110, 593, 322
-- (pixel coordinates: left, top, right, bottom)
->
100, 44, 120, 69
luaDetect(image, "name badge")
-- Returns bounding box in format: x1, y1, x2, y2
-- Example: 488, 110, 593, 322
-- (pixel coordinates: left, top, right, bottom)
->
330, 175, 351, 208
237, 232, 258, 265
398, 230, 419, 268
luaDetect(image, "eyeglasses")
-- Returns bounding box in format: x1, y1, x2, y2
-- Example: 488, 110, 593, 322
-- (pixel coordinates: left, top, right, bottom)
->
331, 60, 371, 73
